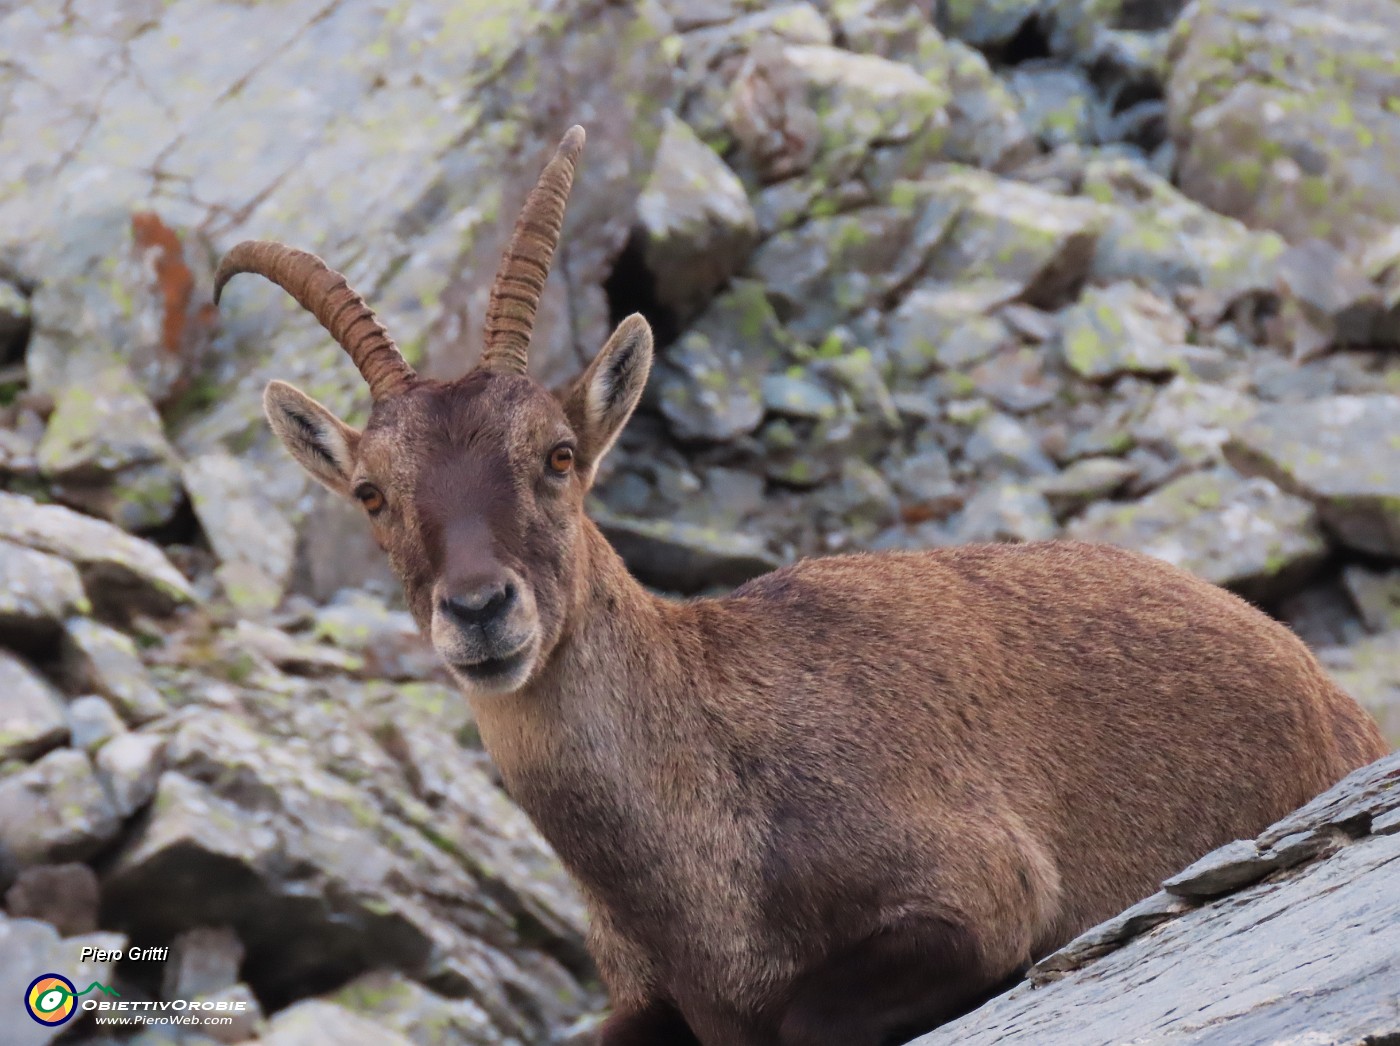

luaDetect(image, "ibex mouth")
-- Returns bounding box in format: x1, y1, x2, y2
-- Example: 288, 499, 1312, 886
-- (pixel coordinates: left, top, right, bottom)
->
453, 644, 532, 685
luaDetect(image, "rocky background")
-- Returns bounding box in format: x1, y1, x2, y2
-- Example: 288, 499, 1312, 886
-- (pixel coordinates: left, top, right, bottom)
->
1, 0, 1398, 1043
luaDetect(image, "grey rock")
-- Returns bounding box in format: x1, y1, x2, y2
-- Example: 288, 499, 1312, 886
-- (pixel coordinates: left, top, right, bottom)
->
0, 651, 69, 762
920, 169, 1105, 309
924, 38, 1037, 172
330, 970, 507, 1046
815, 347, 899, 432
1030, 890, 1191, 981
1259, 750, 1400, 849
656, 281, 788, 442
1362, 223, 1400, 341
1057, 282, 1194, 381
761, 373, 839, 421
1168, 0, 1400, 248
1082, 157, 1286, 315
61, 617, 169, 726
7, 0, 677, 598
1162, 838, 1275, 900
597, 512, 780, 595
999, 303, 1058, 343
93, 731, 165, 819
310, 594, 441, 683
1009, 63, 1096, 148
0, 748, 121, 874
100, 693, 594, 1040
724, 43, 948, 197
887, 290, 1011, 382
955, 484, 1058, 544
1226, 394, 1400, 558
163, 925, 245, 1000
66, 695, 128, 754
183, 452, 297, 615
637, 113, 757, 324
257, 999, 416, 1046
1280, 582, 1368, 652
965, 413, 1057, 479
37, 366, 184, 531
914, 752, 1400, 1045
1318, 632, 1400, 747
0, 914, 124, 1046
0, 492, 195, 616
0, 540, 90, 644
936, 0, 1039, 51
817, 460, 899, 541
231, 619, 362, 678
967, 345, 1061, 414
1067, 468, 1327, 600
1343, 566, 1400, 633
196, 983, 265, 1044
1131, 377, 1257, 470
4, 862, 101, 937
676, 3, 833, 149
288, 485, 405, 604
751, 203, 953, 344
889, 446, 959, 515
1036, 457, 1139, 518
825, 0, 935, 63
1270, 239, 1387, 359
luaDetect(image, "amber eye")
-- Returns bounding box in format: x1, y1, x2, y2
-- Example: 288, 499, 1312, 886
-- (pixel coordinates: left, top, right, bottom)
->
548, 444, 575, 475
355, 484, 386, 515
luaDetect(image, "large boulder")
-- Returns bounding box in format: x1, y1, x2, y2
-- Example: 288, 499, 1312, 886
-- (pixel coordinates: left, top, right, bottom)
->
0, 492, 195, 616
1226, 395, 1400, 558
913, 752, 1400, 1045
635, 113, 758, 326
0, 540, 88, 646
1, 0, 679, 596
97, 683, 593, 1038
1167, 0, 1400, 247
0, 748, 122, 878
36, 366, 184, 531
0, 651, 69, 762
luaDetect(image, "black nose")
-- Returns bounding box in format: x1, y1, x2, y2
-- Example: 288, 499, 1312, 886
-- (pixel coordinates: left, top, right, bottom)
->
440, 582, 516, 629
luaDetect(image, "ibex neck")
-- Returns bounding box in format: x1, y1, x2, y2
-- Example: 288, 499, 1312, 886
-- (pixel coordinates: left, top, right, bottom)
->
467, 516, 692, 785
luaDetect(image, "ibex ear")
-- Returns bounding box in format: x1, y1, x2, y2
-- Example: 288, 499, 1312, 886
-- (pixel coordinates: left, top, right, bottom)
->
561, 314, 653, 484
263, 380, 361, 497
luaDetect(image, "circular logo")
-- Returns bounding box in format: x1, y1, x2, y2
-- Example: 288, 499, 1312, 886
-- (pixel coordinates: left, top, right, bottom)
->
25, 973, 77, 1026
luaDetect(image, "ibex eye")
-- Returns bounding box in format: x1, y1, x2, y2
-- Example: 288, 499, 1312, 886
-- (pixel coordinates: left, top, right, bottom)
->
355, 484, 386, 515
548, 445, 575, 475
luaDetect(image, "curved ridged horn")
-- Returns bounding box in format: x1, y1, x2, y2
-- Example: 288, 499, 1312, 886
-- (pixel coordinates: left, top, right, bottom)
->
213, 241, 416, 400
480, 125, 586, 376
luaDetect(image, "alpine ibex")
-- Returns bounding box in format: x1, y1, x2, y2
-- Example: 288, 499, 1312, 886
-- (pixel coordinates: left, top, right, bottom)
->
215, 126, 1388, 1046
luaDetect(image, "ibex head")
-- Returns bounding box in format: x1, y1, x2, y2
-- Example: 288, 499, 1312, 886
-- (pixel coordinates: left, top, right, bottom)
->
215, 127, 654, 695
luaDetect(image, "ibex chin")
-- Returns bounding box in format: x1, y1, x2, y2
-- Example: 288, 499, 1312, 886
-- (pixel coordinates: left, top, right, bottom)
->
215, 126, 1388, 1046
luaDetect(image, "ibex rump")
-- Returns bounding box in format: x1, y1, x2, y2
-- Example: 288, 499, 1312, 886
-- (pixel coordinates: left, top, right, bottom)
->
215, 127, 1388, 1046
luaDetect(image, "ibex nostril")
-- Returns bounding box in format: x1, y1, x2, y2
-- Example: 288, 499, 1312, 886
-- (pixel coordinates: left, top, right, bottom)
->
442, 582, 515, 628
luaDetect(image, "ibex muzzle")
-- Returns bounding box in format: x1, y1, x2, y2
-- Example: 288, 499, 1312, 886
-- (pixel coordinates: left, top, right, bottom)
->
217, 126, 1388, 1046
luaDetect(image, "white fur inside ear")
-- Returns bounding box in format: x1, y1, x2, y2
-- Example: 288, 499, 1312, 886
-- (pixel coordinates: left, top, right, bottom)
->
263, 381, 359, 494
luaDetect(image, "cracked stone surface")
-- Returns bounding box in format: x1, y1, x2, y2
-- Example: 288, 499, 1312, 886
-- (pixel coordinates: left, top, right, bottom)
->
913, 752, 1400, 1046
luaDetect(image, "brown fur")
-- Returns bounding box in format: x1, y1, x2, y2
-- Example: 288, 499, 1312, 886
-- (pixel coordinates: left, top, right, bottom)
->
261, 362, 1386, 1046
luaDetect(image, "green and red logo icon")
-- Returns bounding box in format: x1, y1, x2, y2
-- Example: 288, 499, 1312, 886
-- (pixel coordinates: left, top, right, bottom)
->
24, 973, 120, 1026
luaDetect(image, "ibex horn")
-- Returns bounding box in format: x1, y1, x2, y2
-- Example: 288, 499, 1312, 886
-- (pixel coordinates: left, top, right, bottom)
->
214, 241, 416, 400
479, 125, 586, 376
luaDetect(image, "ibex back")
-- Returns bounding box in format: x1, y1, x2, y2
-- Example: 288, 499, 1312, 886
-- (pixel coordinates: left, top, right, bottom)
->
215, 127, 1388, 1046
